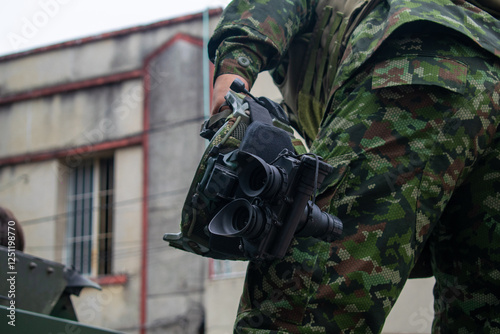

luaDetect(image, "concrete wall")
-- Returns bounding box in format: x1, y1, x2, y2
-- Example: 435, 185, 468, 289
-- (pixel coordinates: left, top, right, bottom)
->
0, 160, 60, 260
0, 79, 143, 157
145, 37, 208, 334
383, 278, 435, 333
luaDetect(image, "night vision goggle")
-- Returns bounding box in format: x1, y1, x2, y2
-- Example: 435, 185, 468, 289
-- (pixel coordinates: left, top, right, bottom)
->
164, 79, 342, 261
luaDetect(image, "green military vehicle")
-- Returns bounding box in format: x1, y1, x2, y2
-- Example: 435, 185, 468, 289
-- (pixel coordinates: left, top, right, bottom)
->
0, 247, 122, 333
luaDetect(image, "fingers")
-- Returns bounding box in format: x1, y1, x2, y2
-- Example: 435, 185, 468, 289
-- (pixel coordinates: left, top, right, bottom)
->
211, 74, 250, 116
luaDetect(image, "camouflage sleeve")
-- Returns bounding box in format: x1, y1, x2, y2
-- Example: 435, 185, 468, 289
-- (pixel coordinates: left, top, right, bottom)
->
208, 0, 318, 87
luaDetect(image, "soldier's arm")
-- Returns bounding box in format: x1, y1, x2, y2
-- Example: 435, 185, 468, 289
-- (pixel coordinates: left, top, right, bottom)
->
208, 0, 317, 115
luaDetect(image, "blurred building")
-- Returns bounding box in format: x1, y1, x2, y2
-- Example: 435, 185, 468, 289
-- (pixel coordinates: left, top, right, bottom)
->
0, 9, 223, 333
0, 8, 436, 334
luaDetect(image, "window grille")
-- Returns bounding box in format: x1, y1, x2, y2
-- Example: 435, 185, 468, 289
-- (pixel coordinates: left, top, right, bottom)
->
67, 159, 94, 274
66, 156, 114, 275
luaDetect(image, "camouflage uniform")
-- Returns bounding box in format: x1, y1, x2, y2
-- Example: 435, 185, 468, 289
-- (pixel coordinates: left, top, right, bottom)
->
209, 0, 500, 332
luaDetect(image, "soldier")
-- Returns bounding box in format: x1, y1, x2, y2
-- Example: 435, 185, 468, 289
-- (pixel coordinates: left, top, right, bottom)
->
208, 0, 500, 333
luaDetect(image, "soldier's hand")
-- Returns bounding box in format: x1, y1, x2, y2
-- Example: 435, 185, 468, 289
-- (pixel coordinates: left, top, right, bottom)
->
211, 74, 249, 116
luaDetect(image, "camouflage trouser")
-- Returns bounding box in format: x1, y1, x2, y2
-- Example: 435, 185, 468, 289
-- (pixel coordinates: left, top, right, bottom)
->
234, 28, 500, 333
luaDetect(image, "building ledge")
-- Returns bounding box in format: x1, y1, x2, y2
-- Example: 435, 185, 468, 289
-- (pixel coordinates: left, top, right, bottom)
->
0, 133, 143, 167
0, 8, 223, 62
93, 274, 128, 286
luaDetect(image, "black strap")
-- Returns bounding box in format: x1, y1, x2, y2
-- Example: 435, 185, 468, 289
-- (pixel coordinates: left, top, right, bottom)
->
245, 98, 274, 124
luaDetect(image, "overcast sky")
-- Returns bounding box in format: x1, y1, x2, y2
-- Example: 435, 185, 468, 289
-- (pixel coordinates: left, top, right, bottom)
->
0, 0, 232, 56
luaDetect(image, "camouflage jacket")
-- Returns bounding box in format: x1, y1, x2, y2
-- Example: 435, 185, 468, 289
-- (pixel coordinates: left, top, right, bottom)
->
209, 0, 500, 140
208, 0, 499, 279
209, 0, 500, 85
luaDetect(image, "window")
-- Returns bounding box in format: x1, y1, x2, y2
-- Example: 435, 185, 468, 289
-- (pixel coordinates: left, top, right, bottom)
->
66, 155, 114, 276
98, 157, 114, 275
